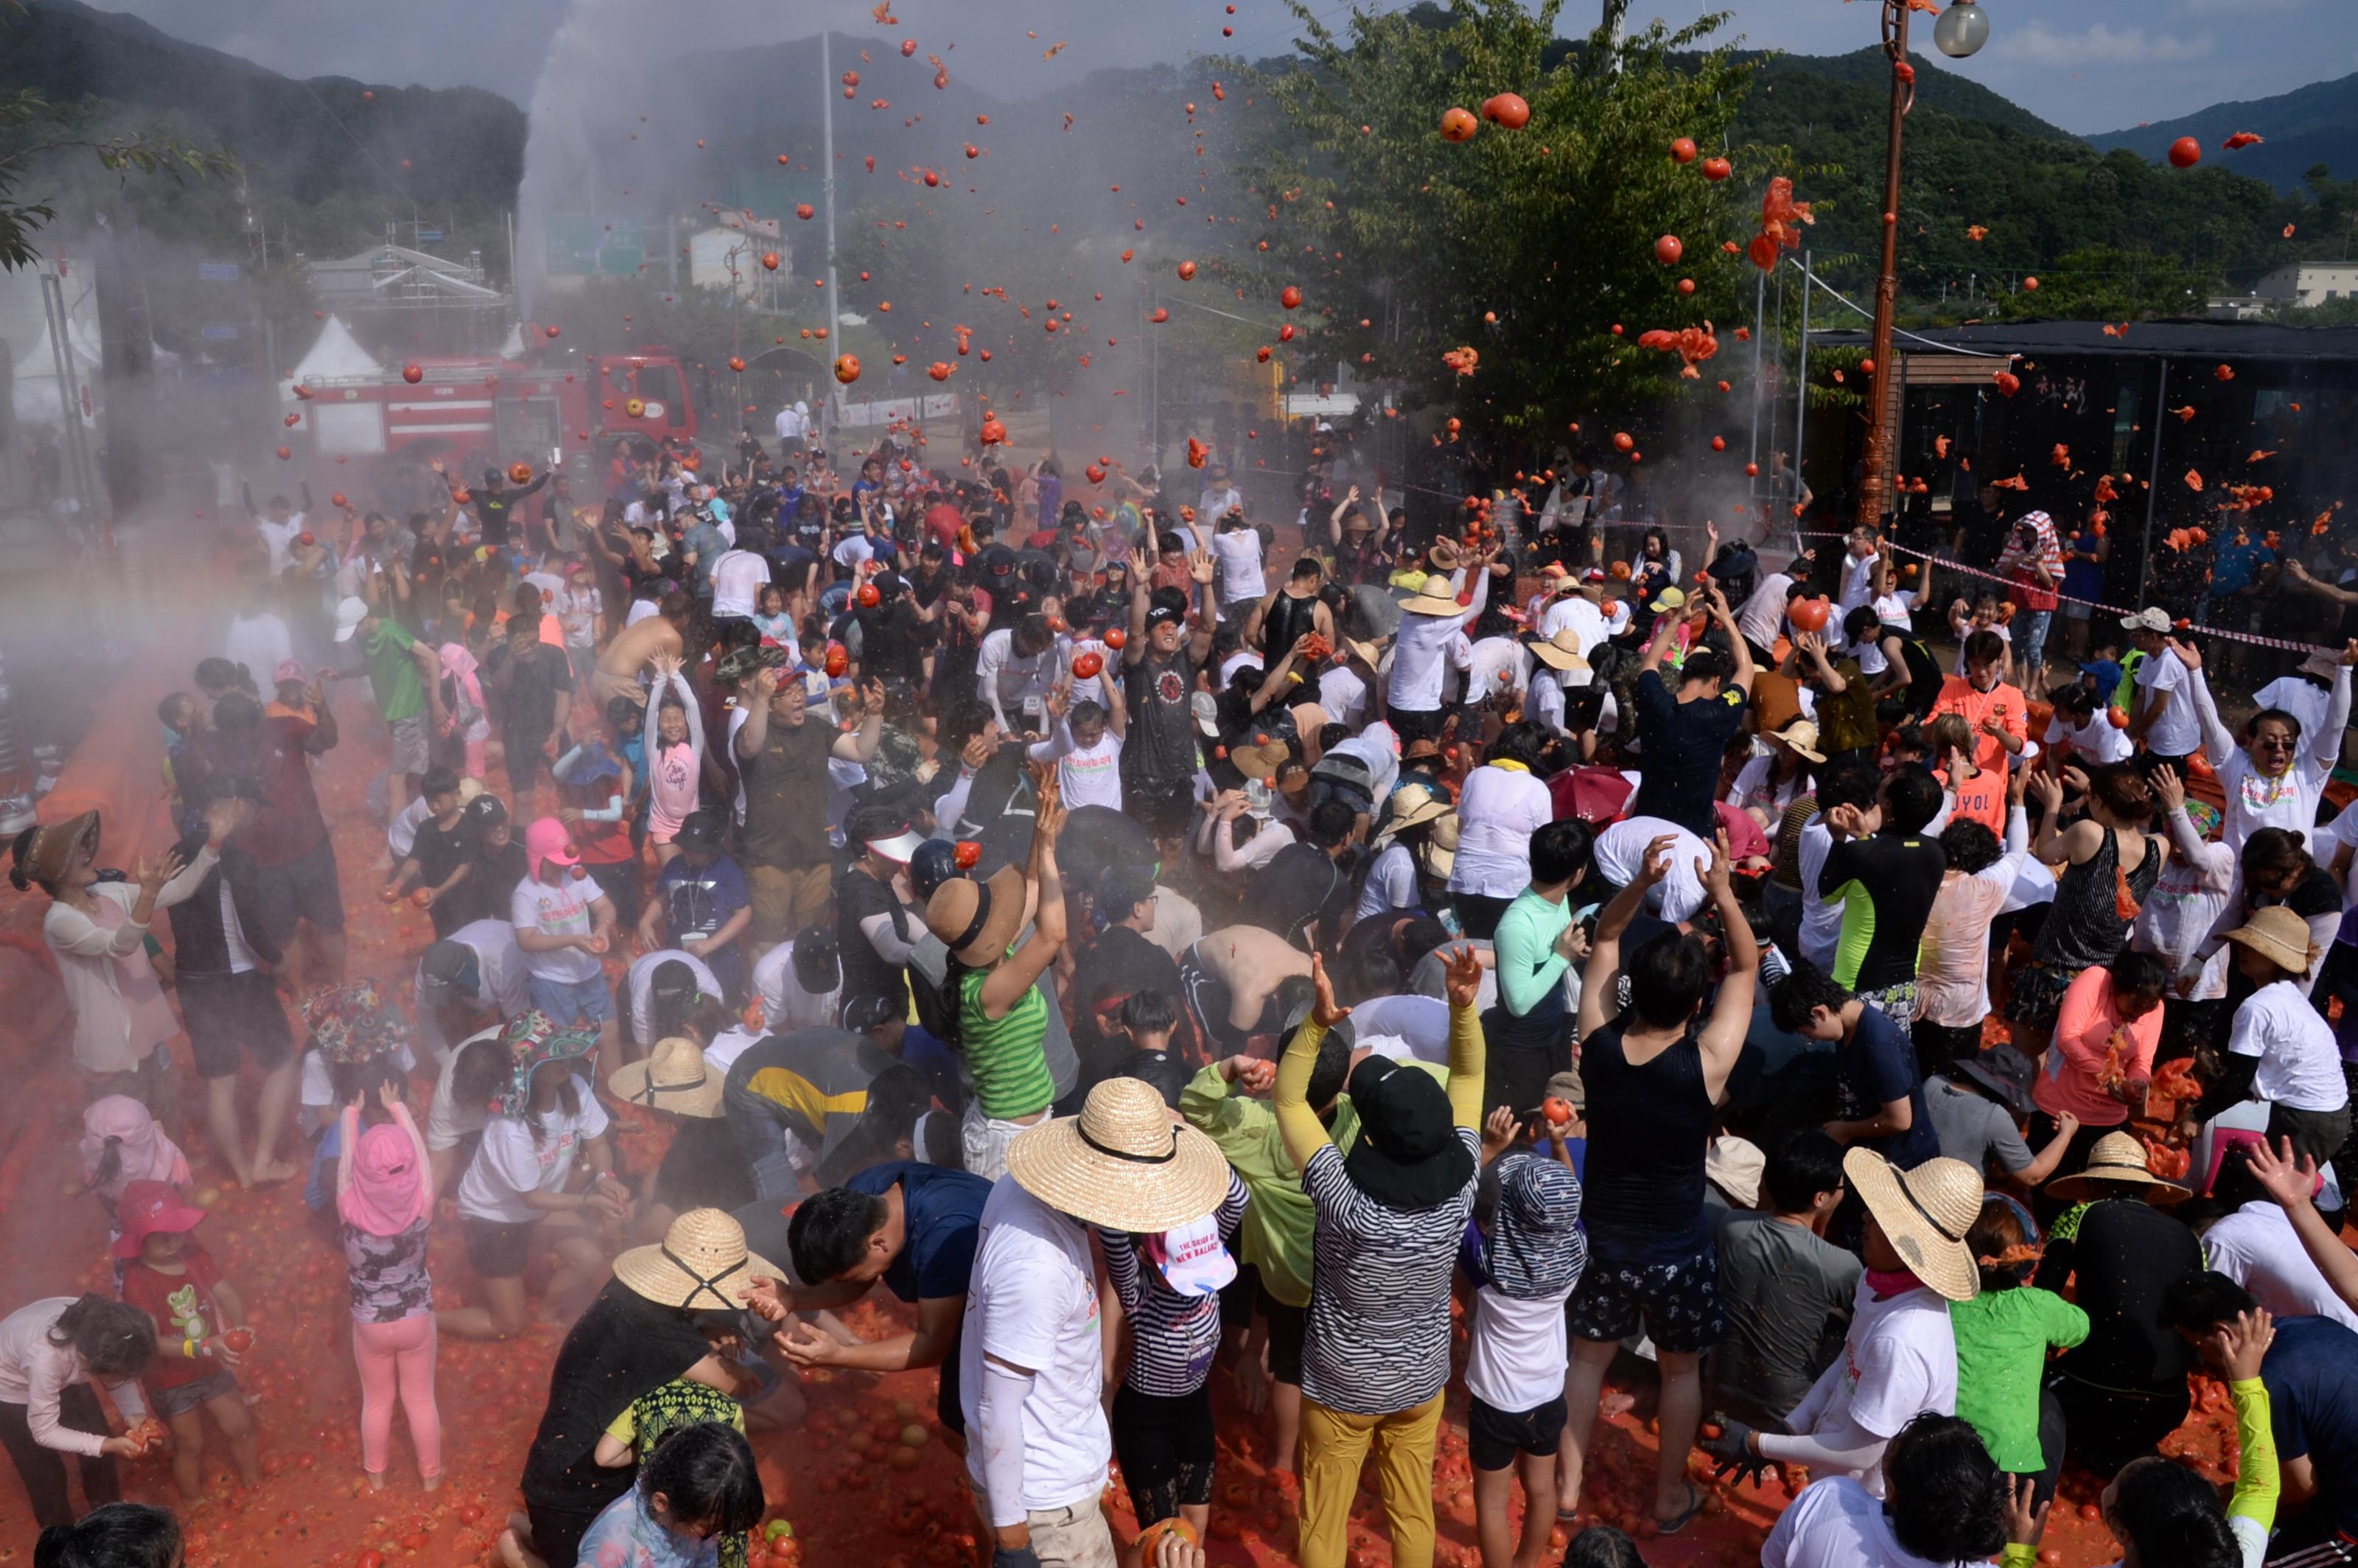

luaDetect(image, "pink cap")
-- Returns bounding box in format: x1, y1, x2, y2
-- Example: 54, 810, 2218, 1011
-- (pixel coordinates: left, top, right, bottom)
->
525, 817, 579, 881
273, 659, 307, 685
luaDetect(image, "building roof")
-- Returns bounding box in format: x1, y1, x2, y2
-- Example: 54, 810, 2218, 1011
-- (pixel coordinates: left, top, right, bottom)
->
308, 242, 477, 276
284, 315, 385, 385
1813, 317, 2358, 363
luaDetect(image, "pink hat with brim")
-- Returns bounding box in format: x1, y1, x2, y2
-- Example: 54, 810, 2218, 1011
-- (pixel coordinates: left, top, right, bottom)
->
339, 1121, 429, 1238
112, 1179, 208, 1259
525, 817, 580, 881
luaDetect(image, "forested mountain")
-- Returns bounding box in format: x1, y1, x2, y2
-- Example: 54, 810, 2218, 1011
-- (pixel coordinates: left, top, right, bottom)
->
2089, 73, 2358, 197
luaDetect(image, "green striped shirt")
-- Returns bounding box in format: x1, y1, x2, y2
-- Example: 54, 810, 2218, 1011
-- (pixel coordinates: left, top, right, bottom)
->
962, 969, 1054, 1121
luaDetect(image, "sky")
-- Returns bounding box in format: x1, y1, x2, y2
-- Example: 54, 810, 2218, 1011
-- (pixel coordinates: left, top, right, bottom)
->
94, 0, 2358, 136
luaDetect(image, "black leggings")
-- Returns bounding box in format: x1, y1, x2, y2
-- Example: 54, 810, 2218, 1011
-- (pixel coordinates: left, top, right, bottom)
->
0, 1385, 122, 1530
1111, 1384, 1216, 1525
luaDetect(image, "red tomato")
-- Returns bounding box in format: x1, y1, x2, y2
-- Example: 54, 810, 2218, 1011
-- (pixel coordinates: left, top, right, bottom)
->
1074, 651, 1105, 679
402, 363, 423, 383
953, 841, 982, 869
1439, 106, 1479, 142
1480, 93, 1530, 130
1670, 136, 1698, 163
856, 584, 881, 607
1654, 234, 1682, 265
329, 492, 348, 508
1104, 628, 1127, 650
2167, 136, 2201, 169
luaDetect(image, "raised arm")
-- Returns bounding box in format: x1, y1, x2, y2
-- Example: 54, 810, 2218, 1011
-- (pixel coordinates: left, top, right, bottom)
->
2173, 640, 2236, 769
1272, 953, 1351, 1169
977, 766, 1066, 1016
1707, 587, 1754, 694
1440, 943, 1487, 1130
2312, 651, 2357, 773
1696, 830, 1757, 1097
1577, 833, 1675, 1040
831, 677, 886, 763
2247, 1139, 2358, 1316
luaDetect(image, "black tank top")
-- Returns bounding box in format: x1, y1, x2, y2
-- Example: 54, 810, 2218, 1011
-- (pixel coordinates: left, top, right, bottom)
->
1580, 1013, 1715, 1264
1261, 589, 1321, 665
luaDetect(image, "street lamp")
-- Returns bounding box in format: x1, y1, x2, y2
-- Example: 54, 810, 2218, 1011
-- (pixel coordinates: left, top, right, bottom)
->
1933, 1, 1990, 59
1855, 1, 1993, 528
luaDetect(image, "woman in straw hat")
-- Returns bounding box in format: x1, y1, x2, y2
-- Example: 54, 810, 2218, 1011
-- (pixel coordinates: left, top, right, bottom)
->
1384, 542, 1499, 747
923, 761, 1068, 1182
608, 1033, 752, 1246
1273, 945, 1487, 1568
1728, 719, 1822, 830
441, 1013, 631, 1341
2196, 905, 2350, 1167
1519, 621, 1592, 740
2033, 1132, 2200, 1474
508, 1209, 783, 1568
962, 1078, 1232, 1568
1705, 1149, 1983, 1499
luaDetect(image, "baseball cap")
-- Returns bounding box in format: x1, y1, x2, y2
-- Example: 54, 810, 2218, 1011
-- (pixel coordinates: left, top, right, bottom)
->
1189, 691, 1221, 738
2120, 606, 2171, 634
113, 1179, 208, 1259
1144, 1212, 1239, 1297
419, 939, 480, 995
674, 809, 727, 854
849, 805, 925, 864
332, 596, 371, 642
273, 659, 307, 686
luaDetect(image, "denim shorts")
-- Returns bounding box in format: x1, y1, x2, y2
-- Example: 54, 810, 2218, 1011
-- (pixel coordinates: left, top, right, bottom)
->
528, 973, 616, 1026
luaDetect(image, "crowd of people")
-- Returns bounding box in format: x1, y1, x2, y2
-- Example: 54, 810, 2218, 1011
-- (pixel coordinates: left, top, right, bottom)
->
7, 413, 2358, 1568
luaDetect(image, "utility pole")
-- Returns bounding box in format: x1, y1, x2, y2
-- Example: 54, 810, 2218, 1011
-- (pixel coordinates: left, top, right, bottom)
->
1600, 0, 1627, 74
820, 33, 842, 365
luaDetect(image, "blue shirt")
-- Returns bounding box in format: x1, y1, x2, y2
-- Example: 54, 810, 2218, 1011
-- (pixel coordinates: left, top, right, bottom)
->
575, 1487, 718, 1568
2062, 531, 2105, 602
2266, 1315, 2358, 1536
2211, 535, 2275, 596
656, 854, 748, 948
844, 1160, 991, 1302
1839, 1004, 1940, 1170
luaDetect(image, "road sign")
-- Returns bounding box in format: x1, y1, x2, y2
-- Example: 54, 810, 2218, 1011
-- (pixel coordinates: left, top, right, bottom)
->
416, 228, 444, 244
200, 323, 241, 340
197, 262, 240, 282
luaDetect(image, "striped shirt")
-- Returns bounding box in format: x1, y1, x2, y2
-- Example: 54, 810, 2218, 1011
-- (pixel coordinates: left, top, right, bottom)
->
1298, 1130, 1481, 1415
1098, 1172, 1250, 1397
962, 970, 1055, 1121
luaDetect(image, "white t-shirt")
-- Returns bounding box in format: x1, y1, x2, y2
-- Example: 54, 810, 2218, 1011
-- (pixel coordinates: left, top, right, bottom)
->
2254, 676, 2331, 746
626, 949, 723, 1043
1464, 1283, 1575, 1414
1871, 591, 1916, 632
2044, 710, 2133, 766
1318, 664, 1370, 731
511, 874, 603, 984
2202, 1200, 2358, 1334
1217, 648, 1265, 688
2228, 979, 2348, 1113
225, 613, 292, 685
1791, 1282, 1956, 1497
256, 514, 305, 576
1057, 733, 1123, 811
1736, 573, 1796, 651
832, 533, 877, 571
1356, 842, 1421, 923
709, 550, 771, 620
426, 1025, 503, 1152
2136, 648, 2200, 757
1461, 637, 1525, 706
752, 939, 843, 1035
386, 793, 433, 860
1447, 766, 1552, 899
959, 1178, 1110, 1516
703, 1026, 764, 1077
1347, 993, 1451, 1064
1211, 529, 1265, 603
1388, 607, 1474, 713
776, 405, 809, 443
553, 586, 601, 645
1762, 1475, 1953, 1568
455, 1082, 610, 1224
1798, 817, 1842, 970
1595, 815, 1711, 925
1540, 594, 1610, 657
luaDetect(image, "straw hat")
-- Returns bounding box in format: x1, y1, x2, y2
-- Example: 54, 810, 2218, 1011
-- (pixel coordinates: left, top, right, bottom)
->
1427, 538, 1464, 573
1768, 719, 1827, 765
1527, 626, 1592, 676
1343, 635, 1382, 668
1842, 1148, 1984, 1302
1005, 1077, 1234, 1232
606, 1037, 726, 1119
1231, 741, 1290, 782
1383, 781, 1453, 834
1402, 574, 1468, 617
923, 861, 1028, 967
2221, 906, 2317, 979
1418, 813, 1461, 880
613, 1208, 786, 1311
13, 810, 98, 889
2045, 1130, 2190, 1205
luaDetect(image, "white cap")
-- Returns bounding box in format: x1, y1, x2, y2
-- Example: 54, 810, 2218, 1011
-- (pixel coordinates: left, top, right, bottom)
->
2120, 606, 2171, 634
332, 596, 371, 642
1149, 1211, 1238, 1297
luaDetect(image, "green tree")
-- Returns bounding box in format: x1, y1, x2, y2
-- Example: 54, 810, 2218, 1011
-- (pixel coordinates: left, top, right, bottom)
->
0, 2, 236, 270
1980, 245, 2218, 323
1231, 1, 1757, 435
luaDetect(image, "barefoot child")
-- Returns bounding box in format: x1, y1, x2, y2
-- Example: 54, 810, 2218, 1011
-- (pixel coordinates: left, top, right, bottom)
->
113, 1180, 262, 1502
337, 1081, 441, 1491
642, 653, 706, 867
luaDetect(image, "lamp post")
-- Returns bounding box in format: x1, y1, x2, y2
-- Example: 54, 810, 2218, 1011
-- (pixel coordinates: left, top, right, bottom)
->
1856, 0, 1988, 529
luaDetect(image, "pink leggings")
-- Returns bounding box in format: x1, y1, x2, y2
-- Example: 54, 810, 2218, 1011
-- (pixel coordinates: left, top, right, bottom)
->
351, 1315, 441, 1480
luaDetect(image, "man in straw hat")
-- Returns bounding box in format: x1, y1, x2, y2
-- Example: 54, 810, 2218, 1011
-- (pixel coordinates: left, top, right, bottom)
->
2203, 906, 2351, 1167
1384, 541, 1500, 746
1521, 624, 1592, 736
959, 1077, 1232, 1568
2036, 1130, 2200, 1474
1704, 1149, 1982, 1499
1270, 945, 1487, 1568
1628, 584, 1753, 840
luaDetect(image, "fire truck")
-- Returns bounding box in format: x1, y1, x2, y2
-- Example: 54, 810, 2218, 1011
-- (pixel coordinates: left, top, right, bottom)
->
280, 323, 699, 482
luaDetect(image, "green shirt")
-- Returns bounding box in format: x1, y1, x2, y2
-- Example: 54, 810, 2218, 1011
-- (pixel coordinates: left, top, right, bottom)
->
1180, 1058, 1439, 1307
1817, 658, 1879, 754
1948, 1285, 2088, 1471
961, 968, 1054, 1121
1493, 888, 1572, 1018
363, 620, 428, 723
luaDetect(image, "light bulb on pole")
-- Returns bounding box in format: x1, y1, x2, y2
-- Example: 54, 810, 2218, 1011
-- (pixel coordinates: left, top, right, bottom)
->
1934, 1, 1990, 59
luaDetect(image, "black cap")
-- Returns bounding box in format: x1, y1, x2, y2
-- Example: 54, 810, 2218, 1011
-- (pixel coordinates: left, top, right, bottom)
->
674, 809, 727, 853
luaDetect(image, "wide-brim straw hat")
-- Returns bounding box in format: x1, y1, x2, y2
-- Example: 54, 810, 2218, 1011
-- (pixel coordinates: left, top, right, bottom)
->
1385, 781, 1452, 833
2221, 906, 2316, 979
924, 861, 1027, 967
1843, 1147, 1984, 1302
607, 1036, 726, 1119
1231, 741, 1290, 782
1426, 538, 1464, 573
1006, 1077, 1234, 1233
1528, 626, 1592, 675
2046, 1130, 2189, 1205
1402, 574, 1467, 617
1769, 720, 1827, 765
613, 1208, 786, 1311
1343, 635, 1382, 668
17, 810, 99, 888
1418, 813, 1461, 879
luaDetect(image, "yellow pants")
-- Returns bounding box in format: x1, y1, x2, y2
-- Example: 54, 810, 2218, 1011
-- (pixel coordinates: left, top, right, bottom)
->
1297, 1390, 1445, 1568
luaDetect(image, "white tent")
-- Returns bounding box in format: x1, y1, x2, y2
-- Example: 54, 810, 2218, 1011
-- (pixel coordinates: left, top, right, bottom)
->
284, 315, 384, 387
